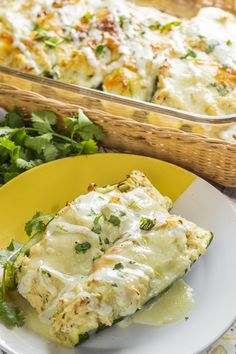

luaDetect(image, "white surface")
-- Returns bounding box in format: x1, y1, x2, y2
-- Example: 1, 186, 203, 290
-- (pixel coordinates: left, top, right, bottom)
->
0, 178, 236, 354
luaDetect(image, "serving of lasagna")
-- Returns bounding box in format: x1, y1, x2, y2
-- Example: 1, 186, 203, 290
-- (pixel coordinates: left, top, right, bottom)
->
16, 171, 213, 346
0, 0, 236, 116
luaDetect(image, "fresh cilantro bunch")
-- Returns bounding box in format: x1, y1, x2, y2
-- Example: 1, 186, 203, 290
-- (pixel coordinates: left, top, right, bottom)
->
0, 212, 54, 327
0, 108, 103, 185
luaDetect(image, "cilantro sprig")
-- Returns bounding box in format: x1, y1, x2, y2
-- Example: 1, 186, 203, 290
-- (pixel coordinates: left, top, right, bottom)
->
0, 211, 54, 327
0, 108, 103, 185
0, 240, 25, 327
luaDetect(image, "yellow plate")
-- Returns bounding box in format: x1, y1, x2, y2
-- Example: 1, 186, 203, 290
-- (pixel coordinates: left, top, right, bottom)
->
1, 153, 236, 354
0, 153, 195, 247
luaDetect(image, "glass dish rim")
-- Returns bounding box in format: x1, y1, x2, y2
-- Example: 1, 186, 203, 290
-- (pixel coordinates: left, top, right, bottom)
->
0, 65, 235, 125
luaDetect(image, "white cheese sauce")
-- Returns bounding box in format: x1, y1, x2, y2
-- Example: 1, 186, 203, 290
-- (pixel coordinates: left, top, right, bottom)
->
118, 279, 194, 327
13, 279, 193, 344
1, 0, 236, 118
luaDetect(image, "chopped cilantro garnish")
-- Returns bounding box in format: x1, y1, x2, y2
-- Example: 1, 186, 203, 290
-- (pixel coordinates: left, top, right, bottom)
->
92, 215, 102, 234
128, 79, 134, 97
96, 44, 107, 56
25, 211, 53, 237
140, 217, 155, 231
112, 283, 118, 287
180, 50, 197, 60
155, 269, 163, 278
226, 39, 232, 46
108, 215, 120, 227
149, 21, 161, 30
113, 263, 124, 270
56, 224, 69, 232
83, 12, 94, 20
209, 82, 230, 96
119, 15, 129, 27
205, 40, 219, 54
141, 236, 148, 245
0, 212, 56, 328
129, 260, 136, 264
128, 201, 141, 210
75, 241, 91, 254
149, 21, 181, 32
120, 211, 126, 217
41, 269, 51, 277
34, 29, 50, 40
45, 37, 63, 48
222, 64, 230, 70
160, 21, 181, 32
104, 238, 110, 245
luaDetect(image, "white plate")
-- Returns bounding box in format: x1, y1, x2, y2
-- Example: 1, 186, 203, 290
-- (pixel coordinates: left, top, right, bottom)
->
0, 154, 235, 354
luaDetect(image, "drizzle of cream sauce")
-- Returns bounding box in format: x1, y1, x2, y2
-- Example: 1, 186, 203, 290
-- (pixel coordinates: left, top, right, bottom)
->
118, 280, 194, 328
12, 278, 193, 342
11, 293, 55, 343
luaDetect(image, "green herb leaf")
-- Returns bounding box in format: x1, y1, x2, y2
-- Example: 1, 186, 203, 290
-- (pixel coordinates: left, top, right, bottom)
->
120, 211, 126, 217
24, 211, 53, 237
31, 111, 56, 134
160, 21, 181, 32
226, 39, 232, 46
205, 40, 219, 54
209, 82, 230, 96
0, 240, 24, 298
96, 43, 107, 56
108, 215, 120, 227
92, 215, 102, 234
64, 109, 103, 141
16, 158, 36, 170
140, 217, 155, 231
2, 172, 20, 183
83, 12, 94, 20
81, 139, 98, 154
43, 144, 58, 161
5, 108, 24, 128
128, 201, 141, 210
75, 241, 91, 254
180, 50, 197, 60
45, 37, 63, 48
24, 133, 53, 154
34, 29, 51, 40
149, 21, 161, 30
113, 262, 124, 271
41, 269, 51, 277
0, 241, 23, 266
0, 127, 14, 138
119, 16, 130, 27
0, 108, 103, 186
0, 300, 24, 327
0, 138, 20, 162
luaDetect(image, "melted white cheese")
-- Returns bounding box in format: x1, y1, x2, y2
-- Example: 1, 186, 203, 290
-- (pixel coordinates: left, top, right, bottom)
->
0, 1, 236, 116
17, 172, 171, 317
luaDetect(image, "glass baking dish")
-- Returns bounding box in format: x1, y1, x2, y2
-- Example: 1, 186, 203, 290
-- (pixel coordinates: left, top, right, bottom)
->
0, 0, 235, 143
0, 65, 235, 143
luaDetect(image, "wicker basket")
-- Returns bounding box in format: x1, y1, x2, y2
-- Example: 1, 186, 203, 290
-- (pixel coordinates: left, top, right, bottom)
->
0, 84, 235, 187
0, 0, 235, 186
